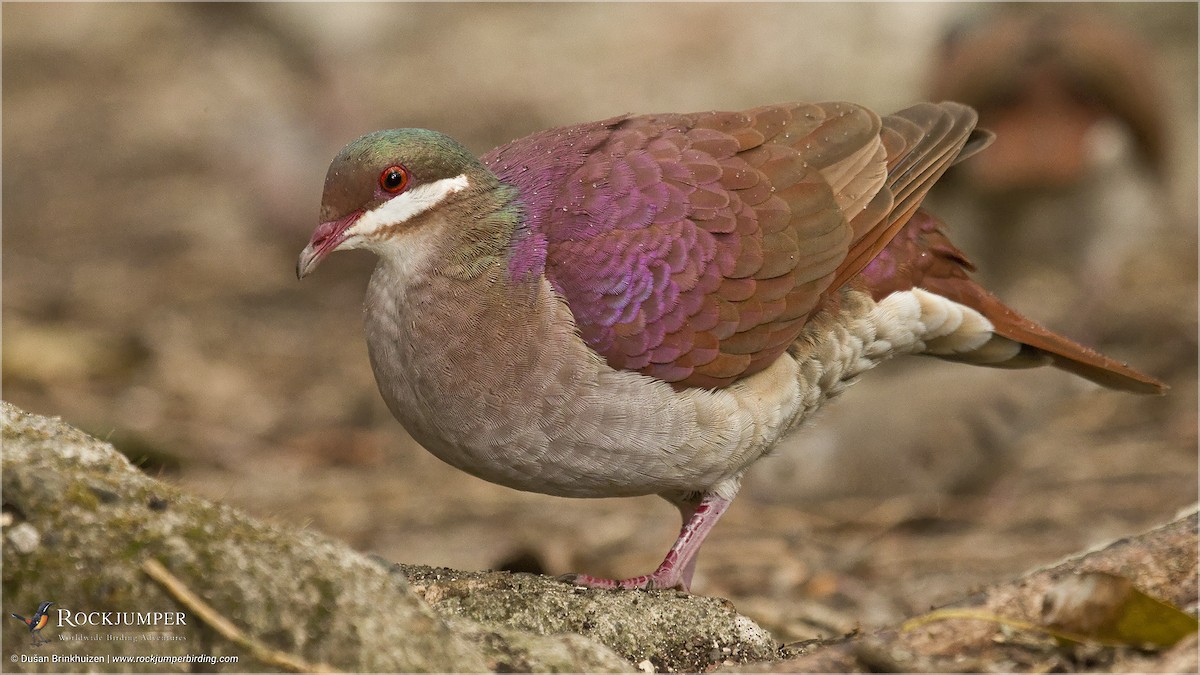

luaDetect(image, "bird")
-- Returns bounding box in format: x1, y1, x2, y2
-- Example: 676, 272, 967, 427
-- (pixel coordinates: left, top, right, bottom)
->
10, 601, 54, 646
924, 8, 1171, 302
297, 101, 1165, 592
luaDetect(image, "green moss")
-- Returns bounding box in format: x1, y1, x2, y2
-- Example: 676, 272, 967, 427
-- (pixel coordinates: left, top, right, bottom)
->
304, 574, 339, 646
63, 480, 102, 511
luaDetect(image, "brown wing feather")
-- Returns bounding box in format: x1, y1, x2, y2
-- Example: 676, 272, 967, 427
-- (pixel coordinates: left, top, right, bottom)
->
537, 102, 992, 389
539, 103, 865, 389
681, 103, 863, 387
828, 102, 980, 294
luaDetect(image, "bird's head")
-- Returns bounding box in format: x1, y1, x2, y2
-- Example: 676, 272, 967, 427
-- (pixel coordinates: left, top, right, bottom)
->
297, 129, 494, 278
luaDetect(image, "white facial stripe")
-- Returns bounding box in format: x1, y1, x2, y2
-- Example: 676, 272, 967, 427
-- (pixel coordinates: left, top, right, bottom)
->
345, 174, 470, 239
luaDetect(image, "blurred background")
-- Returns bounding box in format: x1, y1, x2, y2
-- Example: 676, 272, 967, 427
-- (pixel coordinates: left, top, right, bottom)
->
3, 3, 1195, 640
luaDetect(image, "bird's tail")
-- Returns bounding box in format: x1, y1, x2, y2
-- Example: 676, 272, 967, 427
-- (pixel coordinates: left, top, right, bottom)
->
862, 209, 1166, 394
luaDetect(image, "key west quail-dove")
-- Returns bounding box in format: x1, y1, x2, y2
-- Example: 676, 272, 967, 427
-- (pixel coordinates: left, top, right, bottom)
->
297, 101, 1164, 591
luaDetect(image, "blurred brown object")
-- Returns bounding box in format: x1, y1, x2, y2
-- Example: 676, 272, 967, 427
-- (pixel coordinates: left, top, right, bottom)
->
921, 6, 1184, 346
929, 7, 1168, 193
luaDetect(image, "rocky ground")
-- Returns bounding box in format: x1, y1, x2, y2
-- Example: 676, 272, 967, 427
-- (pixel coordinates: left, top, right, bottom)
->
3, 403, 1196, 672
3, 3, 1197, 667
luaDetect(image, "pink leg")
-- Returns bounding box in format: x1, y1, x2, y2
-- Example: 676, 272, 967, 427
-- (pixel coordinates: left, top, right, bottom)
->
560, 491, 732, 592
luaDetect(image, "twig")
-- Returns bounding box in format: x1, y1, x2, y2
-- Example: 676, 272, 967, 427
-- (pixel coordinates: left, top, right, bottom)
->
142, 558, 340, 673
901, 607, 1109, 647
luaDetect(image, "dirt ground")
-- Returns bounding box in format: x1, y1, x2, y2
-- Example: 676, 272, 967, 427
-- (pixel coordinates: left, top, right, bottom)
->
3, 3, 1196, 648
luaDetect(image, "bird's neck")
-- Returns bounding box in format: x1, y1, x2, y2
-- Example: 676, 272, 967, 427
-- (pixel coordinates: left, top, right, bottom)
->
417, 182, 547, 285
368, 180, 551, 342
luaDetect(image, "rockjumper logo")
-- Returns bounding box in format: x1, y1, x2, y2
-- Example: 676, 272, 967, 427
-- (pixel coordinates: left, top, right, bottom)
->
57, 610, 187, 628
9, 601, 55, 646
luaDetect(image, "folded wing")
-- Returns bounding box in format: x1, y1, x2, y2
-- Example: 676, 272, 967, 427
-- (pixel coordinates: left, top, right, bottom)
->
489, 101, 986, 389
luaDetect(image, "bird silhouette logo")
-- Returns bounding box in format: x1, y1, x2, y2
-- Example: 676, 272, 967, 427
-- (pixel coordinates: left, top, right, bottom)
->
10, 601, 54, 646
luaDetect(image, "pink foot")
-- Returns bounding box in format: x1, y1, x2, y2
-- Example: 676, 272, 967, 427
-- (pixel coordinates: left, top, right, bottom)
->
557, 570, 683, 591
557, 490, 734, 593
558, 555, 687, 591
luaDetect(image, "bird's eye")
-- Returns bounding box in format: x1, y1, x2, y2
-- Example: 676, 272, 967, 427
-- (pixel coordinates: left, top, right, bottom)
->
379, 165, 410, 193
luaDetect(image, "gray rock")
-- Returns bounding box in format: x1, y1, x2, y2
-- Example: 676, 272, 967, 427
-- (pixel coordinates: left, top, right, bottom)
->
396, 565, 777, 672
2, 401, 489, 672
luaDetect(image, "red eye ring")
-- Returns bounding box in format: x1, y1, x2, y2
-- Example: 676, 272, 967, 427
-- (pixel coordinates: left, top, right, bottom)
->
379, 165, 410, 193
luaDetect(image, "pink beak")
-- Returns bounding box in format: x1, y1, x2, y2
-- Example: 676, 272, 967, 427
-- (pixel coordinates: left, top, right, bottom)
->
296, 211, 362, 279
